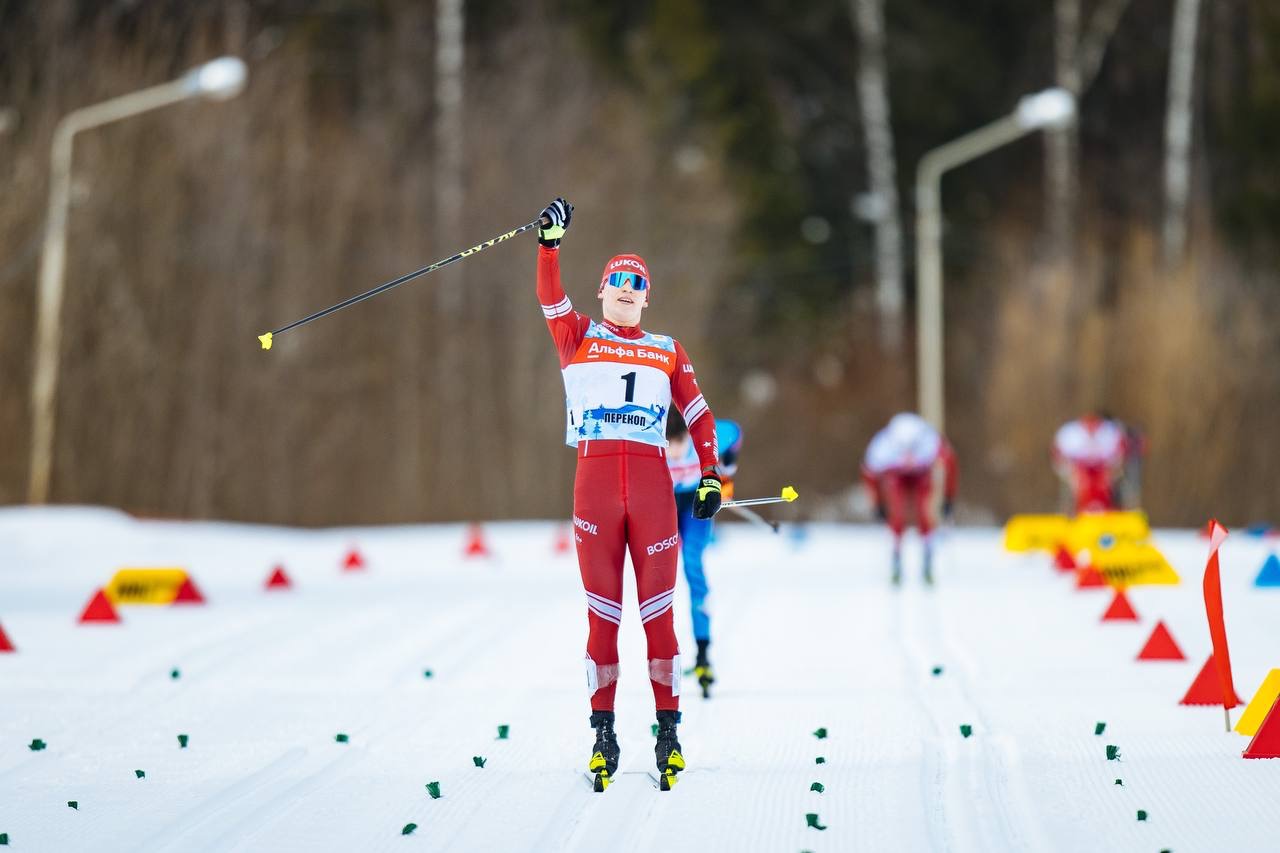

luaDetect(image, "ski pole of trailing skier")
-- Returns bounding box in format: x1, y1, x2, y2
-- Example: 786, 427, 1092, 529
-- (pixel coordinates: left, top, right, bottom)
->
727, 504, 780, 533
258, 216, 548, 350
719, 486, 799, 509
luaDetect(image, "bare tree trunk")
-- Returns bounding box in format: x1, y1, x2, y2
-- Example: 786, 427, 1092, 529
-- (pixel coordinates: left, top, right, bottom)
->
1046, 0, 1081, 263
851, 0, 903, 351
430, 0, 467, 516
1163, 0, 1202, 268
1046, 0, 1130, 266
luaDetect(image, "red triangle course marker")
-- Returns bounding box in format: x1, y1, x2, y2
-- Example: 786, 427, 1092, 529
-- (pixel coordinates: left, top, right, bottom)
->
1053, 544, 1077, 572
463, 524, 491, 558
1243, 692, 1280, 759
1101, 588, 1139, 621
1180, 654, 1243, 706
553, 525, 573, 555
78, 589, 121, 624
265, 565, 292, 590
342, 548, 365, 571
1137, 620, 1186, 661
1076, 564, 1107, 589
0, 622, 14, 652
172, 577, 206, 604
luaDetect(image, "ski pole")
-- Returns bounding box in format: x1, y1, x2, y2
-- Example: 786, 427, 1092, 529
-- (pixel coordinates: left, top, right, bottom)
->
727, 504, 780, 533
258, 216, 547, 350
720, 486, 799, 509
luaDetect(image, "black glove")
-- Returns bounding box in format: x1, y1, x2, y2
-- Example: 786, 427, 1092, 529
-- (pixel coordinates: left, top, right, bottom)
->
942, 499, 954, 521
692, 472, 722, 519
538, 197, 573, 247
875, 503, 888, 522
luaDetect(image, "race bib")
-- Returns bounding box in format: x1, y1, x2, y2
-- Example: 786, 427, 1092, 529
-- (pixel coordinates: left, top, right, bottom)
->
562, 324, 676, 447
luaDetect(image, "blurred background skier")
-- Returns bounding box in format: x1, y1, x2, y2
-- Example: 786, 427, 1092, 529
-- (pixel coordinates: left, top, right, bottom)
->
665, 411, 744, 699
862, 412, 958, 586
1052, 413, 1143, 514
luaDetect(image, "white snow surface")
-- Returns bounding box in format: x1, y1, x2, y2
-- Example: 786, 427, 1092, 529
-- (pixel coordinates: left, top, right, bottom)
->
1, 506, 1278, 852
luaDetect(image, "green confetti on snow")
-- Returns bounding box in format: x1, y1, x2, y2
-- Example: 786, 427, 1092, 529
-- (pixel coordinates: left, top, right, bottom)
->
0, 832, 8, 845
28, 738, 46, 751
809, 782, 825, 793
135, 770, 145, 779
1114, 778, 1123, 786
473, 756, 486, 768
814, 756, 826, 764
1137, 810, 1148, 821
496, 725, 509, 740
170, 668, 181, 680
423, 669, 433, 679
931, 666, 944, 676
402, 823, 418, 835
425, 781, 441, 799
67, 801, 78, 810
1095, 722, 1106, 735
805, 813, 827, 830
335, 733, 349, 743
1106, 745, 1120, 761
960, 725, 973, 738
812, 728, 828, 739
177, 734, 189, 749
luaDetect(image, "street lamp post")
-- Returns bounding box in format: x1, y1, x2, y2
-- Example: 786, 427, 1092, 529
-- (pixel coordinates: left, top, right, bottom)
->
914, 88, 1075, 435
27, 57, 247, 505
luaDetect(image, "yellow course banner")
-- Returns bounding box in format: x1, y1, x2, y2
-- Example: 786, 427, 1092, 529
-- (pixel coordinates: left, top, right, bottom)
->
1088, 542, 1180, 586
1064, 511, 1151, 555
1003, 514, 1070, 552
104, 568, 191, 605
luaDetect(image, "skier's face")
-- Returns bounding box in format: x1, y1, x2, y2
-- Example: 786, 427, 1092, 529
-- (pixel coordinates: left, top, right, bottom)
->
599, 274, 648, 326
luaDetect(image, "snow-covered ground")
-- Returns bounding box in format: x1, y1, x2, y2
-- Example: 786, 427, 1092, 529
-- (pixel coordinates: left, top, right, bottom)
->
1, 506, 1278, 852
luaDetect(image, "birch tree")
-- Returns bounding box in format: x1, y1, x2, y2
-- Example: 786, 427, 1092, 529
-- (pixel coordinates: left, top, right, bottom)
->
851, 0, 903, 350
1162, 0, 1202, 267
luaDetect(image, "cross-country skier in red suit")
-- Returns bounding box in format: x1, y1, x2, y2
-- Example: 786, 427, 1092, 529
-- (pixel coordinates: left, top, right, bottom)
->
535, 198, 722, 792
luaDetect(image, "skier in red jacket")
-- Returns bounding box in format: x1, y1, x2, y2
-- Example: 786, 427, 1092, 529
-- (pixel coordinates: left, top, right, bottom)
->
536, 198, 721, 792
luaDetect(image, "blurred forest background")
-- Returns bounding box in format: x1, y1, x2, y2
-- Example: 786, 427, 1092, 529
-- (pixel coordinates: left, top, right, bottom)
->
1, 0, 1278, 526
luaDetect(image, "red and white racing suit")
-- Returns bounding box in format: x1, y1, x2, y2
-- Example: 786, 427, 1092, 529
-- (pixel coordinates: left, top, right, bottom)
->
1052, 418, 1127, 514
538, 245, 717, 713
861, 422, 958, 542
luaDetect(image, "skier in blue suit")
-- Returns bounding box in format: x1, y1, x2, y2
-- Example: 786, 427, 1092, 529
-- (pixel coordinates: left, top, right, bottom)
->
666, 410, 743, 698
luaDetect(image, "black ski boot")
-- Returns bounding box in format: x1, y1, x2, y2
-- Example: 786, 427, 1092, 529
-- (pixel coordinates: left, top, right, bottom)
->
694, 640, 715, 699
588, 711, 620, 792
654, 710, 685, 791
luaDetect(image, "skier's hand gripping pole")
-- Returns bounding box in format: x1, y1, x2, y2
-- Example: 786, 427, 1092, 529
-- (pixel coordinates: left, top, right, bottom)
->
719, 486, 800, 509
258, 214, 552, 350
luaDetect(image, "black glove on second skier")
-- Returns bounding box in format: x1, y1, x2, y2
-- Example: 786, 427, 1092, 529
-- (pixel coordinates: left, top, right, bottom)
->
539, 197, 573, 247
693, 472, 722, 519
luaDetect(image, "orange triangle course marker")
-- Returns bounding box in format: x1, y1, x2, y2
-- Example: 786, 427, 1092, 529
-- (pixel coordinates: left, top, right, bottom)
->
78, 589, 121, 624
1243, 691, 1280, 758
172, 577, 206, 604
1137, 621, 1185, 661
1180, 654, 1243, 706
1101, 589, 1139, 621
343, 548, 365, 571
0, 622, 14, 652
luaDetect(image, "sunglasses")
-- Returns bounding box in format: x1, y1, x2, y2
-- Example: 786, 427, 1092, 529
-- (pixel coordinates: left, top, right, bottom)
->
604, 271, 649, 292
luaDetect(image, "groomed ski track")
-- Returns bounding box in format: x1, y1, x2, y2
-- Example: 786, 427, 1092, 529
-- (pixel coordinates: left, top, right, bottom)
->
1, 506, 1277, 852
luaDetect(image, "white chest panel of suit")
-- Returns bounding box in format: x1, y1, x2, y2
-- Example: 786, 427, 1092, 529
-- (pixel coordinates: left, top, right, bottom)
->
1054, 419, 1125, 466
562, 322, 677, 448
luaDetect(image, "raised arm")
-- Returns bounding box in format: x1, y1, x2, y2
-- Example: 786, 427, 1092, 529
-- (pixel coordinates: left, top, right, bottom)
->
535, 198, 590, 368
